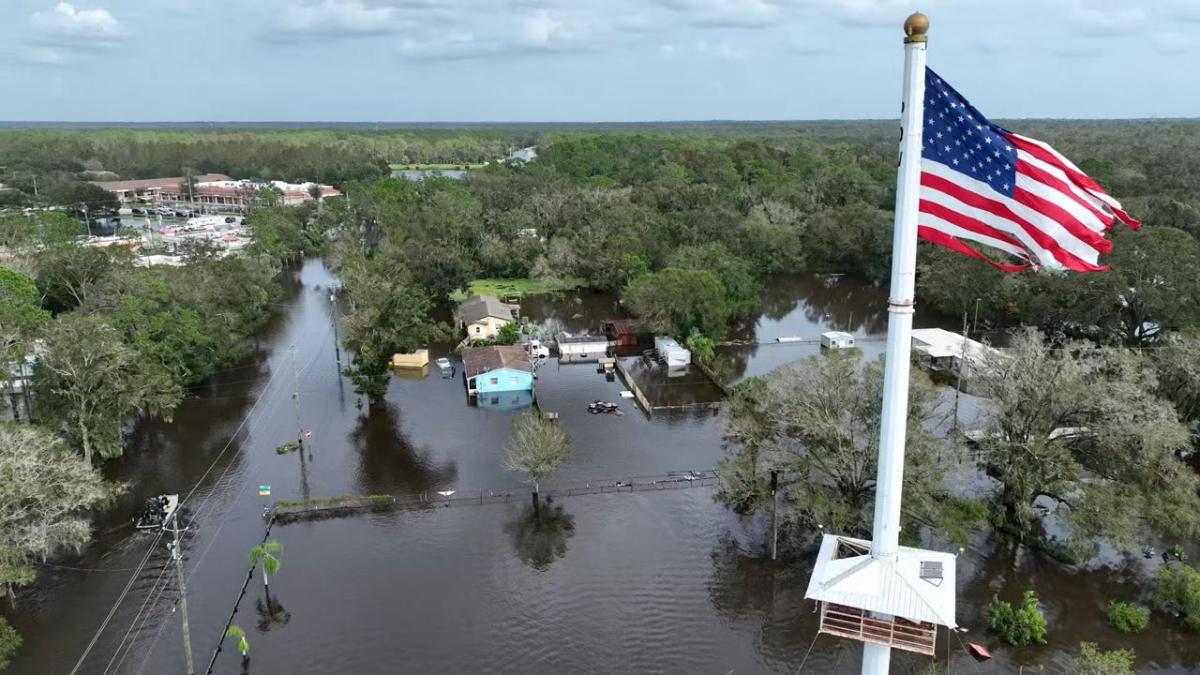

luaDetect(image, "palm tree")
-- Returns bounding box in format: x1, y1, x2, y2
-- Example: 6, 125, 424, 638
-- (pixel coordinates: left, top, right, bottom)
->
249, 540, 283, 593
226, 625, 249, 665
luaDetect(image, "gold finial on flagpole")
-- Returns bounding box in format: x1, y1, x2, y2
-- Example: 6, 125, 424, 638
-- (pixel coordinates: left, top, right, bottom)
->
904, 12, 929, 43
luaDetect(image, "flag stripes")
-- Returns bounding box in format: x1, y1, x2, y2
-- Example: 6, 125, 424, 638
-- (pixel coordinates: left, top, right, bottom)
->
918, 68, 1137, 271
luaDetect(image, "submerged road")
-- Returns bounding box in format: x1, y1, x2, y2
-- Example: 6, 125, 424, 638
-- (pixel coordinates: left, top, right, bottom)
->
8, 260, 1199, 674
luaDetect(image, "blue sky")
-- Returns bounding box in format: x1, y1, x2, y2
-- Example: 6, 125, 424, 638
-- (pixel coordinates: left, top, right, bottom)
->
0, 0, 1197, 122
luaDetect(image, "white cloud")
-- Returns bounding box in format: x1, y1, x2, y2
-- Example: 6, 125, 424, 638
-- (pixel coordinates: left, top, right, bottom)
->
31, 2, 121, 36
822, 0, 923, 27
278, 0, 400, 38
655, 0, 779, 29
1067, 1, 1147, 35
521, 9, 565, 45
1149, 31, 1198, 54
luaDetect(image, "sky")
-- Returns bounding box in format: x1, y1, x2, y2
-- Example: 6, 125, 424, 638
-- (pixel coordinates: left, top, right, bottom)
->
0, 0, 1197, 122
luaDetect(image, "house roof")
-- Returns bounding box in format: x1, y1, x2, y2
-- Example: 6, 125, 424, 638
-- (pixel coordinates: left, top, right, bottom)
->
805, 534, 957, 628
461, 345, 531, 377
557, 332, 610, 345
911, 328, 1000, 364
605, 319, 640, 336
91, 174, 233, 192
456, 295, 515, 325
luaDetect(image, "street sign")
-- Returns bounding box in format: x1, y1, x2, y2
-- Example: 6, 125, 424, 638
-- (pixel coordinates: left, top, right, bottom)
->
258, 484, 271, 496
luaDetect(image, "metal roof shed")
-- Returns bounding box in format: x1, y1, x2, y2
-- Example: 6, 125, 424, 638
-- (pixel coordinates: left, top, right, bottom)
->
821, 331, 856, 349
805, 534, 957, 656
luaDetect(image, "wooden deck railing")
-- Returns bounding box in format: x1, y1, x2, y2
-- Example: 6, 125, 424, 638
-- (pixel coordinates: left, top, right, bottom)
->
819, 603, 937, 656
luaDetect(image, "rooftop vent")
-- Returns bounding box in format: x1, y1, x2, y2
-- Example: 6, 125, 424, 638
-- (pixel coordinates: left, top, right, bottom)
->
919, 560, 944, 586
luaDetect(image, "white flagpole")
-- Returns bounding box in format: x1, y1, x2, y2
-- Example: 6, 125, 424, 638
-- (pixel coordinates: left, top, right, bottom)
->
862, 12, 928, 675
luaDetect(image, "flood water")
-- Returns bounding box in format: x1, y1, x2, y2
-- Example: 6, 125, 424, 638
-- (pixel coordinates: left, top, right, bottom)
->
6, 260, 1198, 674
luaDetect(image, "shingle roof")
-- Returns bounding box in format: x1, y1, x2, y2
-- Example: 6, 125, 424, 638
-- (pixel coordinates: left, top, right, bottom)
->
456, 295, 515, 325
461, 345, 531, 377
91, 174, 233, 192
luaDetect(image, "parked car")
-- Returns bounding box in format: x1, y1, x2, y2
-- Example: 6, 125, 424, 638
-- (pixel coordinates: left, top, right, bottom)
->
131, 208, 144, 215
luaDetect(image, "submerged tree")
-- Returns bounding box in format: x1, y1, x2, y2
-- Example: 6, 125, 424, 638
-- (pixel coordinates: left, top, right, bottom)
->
1073, 642, 1136, 675
249, 541, 283, 594
504, 410, 573, 505
339, 258, 450, 404
970, 329, 1200, 555
0, 423, 109, 605
715, 349, 972, 542
225, 625, 250, 666
0, 617, 21, 670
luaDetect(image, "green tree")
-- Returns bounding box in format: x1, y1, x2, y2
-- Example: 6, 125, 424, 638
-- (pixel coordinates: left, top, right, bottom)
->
42, 181, 119, 216
1151, 331, 1200, 449
225, 625, 250, 664
1106, 601, 1149, 633
0, 423, 109, 605
33, 313, 181, 462
34, 242, 131, 313
249, 541, 283, 594
0, 617, 20, 670
0, 211, 85, 250
495, 322, 521, 346
623, 268, 731, 339
1073, 642, 1135, 675
666, 242, 761, 317
340, 260, 450, 403
970, 329, 1199, 554
715, 349, 969, 540
684, 328, 715, 365
988, 590, 1048, 646
504, 410, 573, 502
1153, 563, 1200, 631
0, 268, 49, 364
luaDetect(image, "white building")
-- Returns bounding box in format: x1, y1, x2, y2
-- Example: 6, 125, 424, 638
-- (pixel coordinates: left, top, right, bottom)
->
653, 336, 691, 366
821, 331, 856, 350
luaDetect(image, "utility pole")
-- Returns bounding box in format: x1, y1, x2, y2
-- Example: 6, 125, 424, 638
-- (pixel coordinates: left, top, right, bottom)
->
329, 289, 342, 366
169, 513, 195, 675
953, 310, 968, 430
186, 169, 196, 216
770, 470, 779, 561
289, 345, 304, 448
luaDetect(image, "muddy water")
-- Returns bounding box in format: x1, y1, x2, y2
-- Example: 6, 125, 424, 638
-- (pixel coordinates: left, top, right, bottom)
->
6, 261, 1198, 674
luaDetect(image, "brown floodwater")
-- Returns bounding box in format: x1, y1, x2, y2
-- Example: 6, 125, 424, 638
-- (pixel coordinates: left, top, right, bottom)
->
5, 260, 1198, 674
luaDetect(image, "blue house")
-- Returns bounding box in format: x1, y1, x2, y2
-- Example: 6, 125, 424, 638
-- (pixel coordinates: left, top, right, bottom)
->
462, 345, 534, 401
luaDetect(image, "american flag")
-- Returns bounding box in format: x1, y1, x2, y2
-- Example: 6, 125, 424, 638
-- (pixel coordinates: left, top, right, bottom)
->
919, 67, 1139, 272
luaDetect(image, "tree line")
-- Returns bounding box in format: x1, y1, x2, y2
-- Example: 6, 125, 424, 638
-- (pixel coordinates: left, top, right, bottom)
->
0, 209, 289, 659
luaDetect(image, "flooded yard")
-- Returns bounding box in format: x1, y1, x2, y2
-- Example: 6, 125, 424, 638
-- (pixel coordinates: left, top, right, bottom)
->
7, 260, 1198, 674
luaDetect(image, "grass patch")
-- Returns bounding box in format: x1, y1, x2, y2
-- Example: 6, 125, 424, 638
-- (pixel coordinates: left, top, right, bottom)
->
389, 162, 487, 171
275, 495, 394, 510
451, 277, 583, 302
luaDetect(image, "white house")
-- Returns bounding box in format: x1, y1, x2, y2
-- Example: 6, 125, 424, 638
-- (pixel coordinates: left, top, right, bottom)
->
455, 295, 516, 340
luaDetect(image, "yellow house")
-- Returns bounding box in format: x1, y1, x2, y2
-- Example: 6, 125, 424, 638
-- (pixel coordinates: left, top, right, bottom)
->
455, 295, 516, 340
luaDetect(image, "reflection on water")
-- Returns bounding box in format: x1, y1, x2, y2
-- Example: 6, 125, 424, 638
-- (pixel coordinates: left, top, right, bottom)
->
255, 594, 291, 633
475, 389, 534, 411
504, 499, 576, 571
10, 261, 1200, 675
351, 400, 458, 495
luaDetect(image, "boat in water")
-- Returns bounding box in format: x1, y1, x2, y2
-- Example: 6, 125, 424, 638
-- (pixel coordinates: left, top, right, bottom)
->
133, 494, 181, 530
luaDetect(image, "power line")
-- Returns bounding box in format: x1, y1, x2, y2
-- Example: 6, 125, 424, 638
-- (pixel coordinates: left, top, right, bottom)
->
78, 315, 337, 673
